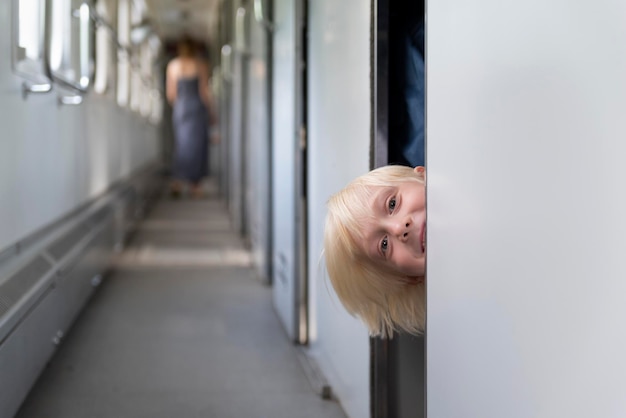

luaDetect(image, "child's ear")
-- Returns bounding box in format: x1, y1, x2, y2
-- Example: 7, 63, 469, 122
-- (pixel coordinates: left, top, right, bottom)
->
414, 166, 426, 178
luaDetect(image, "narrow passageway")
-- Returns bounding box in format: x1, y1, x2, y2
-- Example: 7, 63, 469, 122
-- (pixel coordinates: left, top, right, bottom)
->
17, 180, 346, 418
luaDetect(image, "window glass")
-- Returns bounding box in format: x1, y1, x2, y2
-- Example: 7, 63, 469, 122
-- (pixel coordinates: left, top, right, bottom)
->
12, 0, 49, 84
148, 36, 163, 124
78, 2, 92, 88
129, 2, 142, 111
48, 0, 93, 91
117, 0, 130, 106
93, 0, 111, 94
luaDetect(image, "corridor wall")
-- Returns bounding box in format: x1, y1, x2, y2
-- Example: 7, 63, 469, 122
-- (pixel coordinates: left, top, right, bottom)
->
0, 0, 160, 254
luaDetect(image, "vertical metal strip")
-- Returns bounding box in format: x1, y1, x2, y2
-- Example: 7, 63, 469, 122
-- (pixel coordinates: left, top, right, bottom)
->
373, 0, 389, 170
266, 0, 274, 285
371, 338, 390, 418
296, 0, 310, 345
238, 4, 249, 240
371, 0, 391, 416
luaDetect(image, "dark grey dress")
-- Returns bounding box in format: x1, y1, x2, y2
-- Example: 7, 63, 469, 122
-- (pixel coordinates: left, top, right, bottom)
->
172, 77, 209, 183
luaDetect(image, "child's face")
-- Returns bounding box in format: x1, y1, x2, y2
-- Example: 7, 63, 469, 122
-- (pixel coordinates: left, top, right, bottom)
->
360, 172, 426, 281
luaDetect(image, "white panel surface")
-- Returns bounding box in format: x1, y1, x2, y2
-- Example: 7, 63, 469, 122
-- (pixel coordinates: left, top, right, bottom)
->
228, 0, 244, 236
246, 11, 271, 281
427, 1, 626, 417
272, 0, 297, 338
307, 1, 371, 417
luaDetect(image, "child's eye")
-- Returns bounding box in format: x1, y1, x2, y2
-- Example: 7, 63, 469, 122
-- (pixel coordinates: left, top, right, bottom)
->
381, 236, 389, 252
388, 198, 396, 213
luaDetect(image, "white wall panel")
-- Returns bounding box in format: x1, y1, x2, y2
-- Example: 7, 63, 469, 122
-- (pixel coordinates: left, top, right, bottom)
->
272, 0, 298, 338
427, 1, 626, 417
308, 1, 371, 418
246, 11, 271, 281
229, 0, 244, 236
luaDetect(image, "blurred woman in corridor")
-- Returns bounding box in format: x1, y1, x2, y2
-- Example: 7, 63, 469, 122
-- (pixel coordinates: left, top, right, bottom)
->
166, 36, 215, 198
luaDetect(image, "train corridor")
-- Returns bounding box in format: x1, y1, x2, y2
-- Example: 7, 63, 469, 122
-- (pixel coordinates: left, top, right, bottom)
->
15, 180, 346, 418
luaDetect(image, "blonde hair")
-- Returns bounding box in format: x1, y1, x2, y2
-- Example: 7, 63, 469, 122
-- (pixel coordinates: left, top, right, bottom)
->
324, 165, 425, 338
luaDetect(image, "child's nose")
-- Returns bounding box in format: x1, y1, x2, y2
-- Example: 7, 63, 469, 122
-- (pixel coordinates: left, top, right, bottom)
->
394, 218, 411, 241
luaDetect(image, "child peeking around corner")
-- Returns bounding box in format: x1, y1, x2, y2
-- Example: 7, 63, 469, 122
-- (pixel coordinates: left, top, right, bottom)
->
324, 165, 426, 337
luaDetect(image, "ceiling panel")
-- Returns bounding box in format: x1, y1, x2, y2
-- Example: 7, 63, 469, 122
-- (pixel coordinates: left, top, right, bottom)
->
143, 0, 219, 42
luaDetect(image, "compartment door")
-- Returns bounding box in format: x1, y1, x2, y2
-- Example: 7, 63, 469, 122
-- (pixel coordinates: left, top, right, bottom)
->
271, 0, 306, 341
427, 1, 626, 417
246, 0, 272, 282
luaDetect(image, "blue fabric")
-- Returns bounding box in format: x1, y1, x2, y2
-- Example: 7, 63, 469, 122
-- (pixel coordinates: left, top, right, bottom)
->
389, 17, 425, 167
402, 19, 425, 167
172, 77, 209, 183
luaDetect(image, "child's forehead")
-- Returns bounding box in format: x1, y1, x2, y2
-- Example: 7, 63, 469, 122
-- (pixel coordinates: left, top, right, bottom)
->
369, 185, 395, 201
363, 184, 396, 200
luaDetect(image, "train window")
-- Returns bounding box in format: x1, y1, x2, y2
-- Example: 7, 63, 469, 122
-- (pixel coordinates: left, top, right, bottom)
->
129, 2, 142, 111
147, 34, 163, 124
117, 0, 130, 106
93, 0, 112, 95
47, 0, 94, 93
139, 44, 152, 117
11, 0, 51, 86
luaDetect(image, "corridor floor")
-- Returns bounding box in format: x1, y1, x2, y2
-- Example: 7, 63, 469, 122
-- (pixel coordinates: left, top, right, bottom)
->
16, 180, 347, 418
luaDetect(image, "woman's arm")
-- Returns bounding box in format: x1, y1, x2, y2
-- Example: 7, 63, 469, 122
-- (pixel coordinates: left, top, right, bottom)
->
165, 59, 178, 105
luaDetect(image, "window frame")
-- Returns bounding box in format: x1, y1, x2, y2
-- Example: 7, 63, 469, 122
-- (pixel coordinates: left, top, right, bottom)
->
44, 0, 94, 94
11, 0, 52, 88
